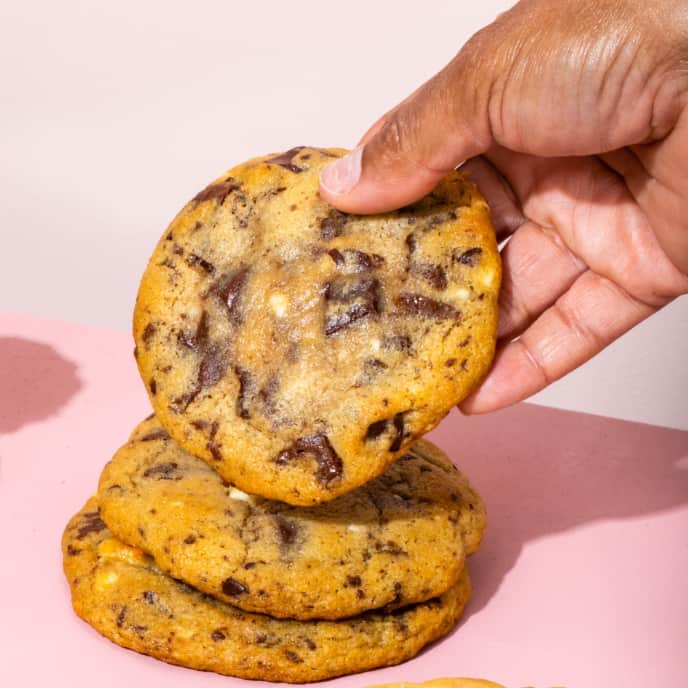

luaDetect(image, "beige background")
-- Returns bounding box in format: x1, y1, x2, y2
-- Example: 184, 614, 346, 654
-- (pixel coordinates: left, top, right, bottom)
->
2, 0, 686, 429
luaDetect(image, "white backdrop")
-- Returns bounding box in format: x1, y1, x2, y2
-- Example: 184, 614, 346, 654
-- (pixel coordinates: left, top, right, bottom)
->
2, 0, 686, 429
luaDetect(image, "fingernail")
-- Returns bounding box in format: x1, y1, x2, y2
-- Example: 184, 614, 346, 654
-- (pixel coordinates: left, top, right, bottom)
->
319, 146, 363, 195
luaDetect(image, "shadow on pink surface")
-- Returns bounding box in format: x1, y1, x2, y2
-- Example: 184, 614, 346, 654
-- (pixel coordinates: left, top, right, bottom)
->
0, 336, 82, 434
428, 403, 688, 620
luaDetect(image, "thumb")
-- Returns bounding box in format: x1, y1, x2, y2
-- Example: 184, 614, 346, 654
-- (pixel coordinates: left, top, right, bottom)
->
319, 37, 497, 214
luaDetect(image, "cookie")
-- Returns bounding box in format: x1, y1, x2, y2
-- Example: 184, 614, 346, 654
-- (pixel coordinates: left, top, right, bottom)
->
62, 499, 471, 683
97, 416, 485, 620
134, 146, 500, 504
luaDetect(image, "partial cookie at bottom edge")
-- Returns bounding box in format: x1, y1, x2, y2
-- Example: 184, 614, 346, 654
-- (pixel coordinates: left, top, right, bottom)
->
62, 498, 471, 683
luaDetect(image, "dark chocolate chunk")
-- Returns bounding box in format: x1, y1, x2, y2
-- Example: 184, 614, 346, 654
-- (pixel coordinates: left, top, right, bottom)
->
284, 650, 303, 664
265, 147, 305, 173
66, 544, 81, 556
143, 462, 181, 480
198, 344, 227, 389
142, 591, 156, 604
412, 263, 448, 290
319, 209, 348, 239
454, 247, 483, 266
183, 534, 197, 545
395, 292, 460, 320
389, 412, 405, 452
169, 384, 201, 414
187, 253, 216, 275
275, 433, 343, 485
365, 419, 388, 440
207, 441, 222, 461
192, 179, 240, 205
208, 268, 249, 324
76, 512, 106, 539
303, 638, 316, 650
234, 366, 252, 419
177, 310, 209, 350
172, 243, 184, 256
148, 378, 157, 395
211, 629, 226, 641
444, 358, 457, 367
222, 577, 249, 596
116, 607, 127, 628
328, 248, 345, 267
139, 428, 170, 442
346, 575, 362, 587
273, 514, 299, 546
325, 302, 373, 336
350, 250, 384, 271
141, 322, 157, 344
406, 233, 417, 254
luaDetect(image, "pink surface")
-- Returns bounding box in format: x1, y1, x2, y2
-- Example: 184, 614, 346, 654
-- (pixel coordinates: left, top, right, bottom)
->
1, 312, 687, 688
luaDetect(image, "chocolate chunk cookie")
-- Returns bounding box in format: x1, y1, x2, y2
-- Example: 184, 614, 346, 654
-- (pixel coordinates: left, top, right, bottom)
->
62, 499, 471, 683
134, 147, 500, 504
97, 416, 485, 620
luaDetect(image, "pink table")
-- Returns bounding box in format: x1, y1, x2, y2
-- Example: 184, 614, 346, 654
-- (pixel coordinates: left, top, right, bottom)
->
1, 313, 687, 688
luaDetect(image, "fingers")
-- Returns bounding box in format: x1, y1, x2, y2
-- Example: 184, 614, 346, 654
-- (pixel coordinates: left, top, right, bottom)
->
497, 220, 587, 339
460, 270, 657, 414
319, 54, 494, 213
460, 157, 526, 239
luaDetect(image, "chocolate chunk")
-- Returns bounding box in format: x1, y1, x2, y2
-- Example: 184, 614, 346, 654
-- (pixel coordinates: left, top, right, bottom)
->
76, 512, 106, 539
170, 384, 200, 414
208, 268, 249, 324
273, 515, 299, 546
207, 441, 222, 461
346, 575, 362, 587
351, 250, 384, 271
325, 302, 373, 336
234, 366, 252, 419
265, 147, 305, 173
148, 378, 157, 395
324, 276, 382, 335
395, 292, 460, 320
192, 179, 240, 205
143, 462, 181, 480
328, 248, 345, 267
177, 310, 209, 350
139, 428, 170, 442
222, 577, 249, 596
356, 589, 365, 599
355, 357, 389, 387
275, 434, 343, 485
454, 247, 483, 266
116, 607, 127, 628
284, 650, 303, 664
389, 412, 405, 452
211, 629, 226, 641
190, 419, 209, 430
187, 253, 216, 275
365, 419, 388, 440
199, 344, 227, 389
66, 544, 81, 556
319, 209, 348, 239
412, 263, 448, 290
406, 233, 417, 254
172, 243, 184, 256
142, 591, 156, 604
183, 534, 197, 545
444, 358, 457, 367
258, 376, 279, 415
303, 638, 316, 650
141, 322, 157, 344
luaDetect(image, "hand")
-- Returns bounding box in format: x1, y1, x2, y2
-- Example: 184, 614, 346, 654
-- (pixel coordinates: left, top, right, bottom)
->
319, 0, 688, 413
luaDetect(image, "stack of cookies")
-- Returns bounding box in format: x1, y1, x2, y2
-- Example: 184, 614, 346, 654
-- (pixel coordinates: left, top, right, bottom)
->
62, 147, 501, 683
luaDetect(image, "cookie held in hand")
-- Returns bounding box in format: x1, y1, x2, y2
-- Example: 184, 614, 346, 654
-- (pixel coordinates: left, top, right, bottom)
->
134, 147, 500, 504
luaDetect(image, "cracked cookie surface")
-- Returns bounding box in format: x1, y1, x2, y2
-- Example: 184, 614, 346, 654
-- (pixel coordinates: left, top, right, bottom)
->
62, 498, 471, 683
134, 146, 500, 504
97, 416, 485, 620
